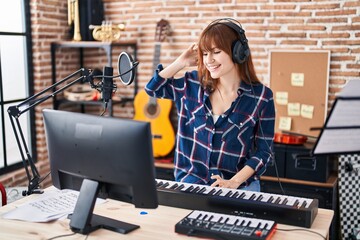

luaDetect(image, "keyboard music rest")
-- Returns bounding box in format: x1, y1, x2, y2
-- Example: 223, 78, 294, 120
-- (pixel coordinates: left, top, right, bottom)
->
156, 179, 318, 228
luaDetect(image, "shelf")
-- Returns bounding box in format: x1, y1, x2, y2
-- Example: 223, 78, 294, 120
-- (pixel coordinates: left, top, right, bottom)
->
261, 173, 338, 188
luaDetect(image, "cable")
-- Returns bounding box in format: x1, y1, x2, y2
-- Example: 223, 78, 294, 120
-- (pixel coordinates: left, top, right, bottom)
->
100, 102, 108, 117
38, 171, 51, 185
245, 63, 286, 195
277, 227, 326, 240
46, 232, 77, 240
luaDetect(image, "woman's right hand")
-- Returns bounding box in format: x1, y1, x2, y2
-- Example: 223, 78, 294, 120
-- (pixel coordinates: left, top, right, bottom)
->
177, 43, 198, 68
159, 43, 199, 79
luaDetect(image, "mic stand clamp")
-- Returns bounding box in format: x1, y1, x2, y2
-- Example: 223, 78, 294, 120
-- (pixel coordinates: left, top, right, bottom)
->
8, 68, 95, 196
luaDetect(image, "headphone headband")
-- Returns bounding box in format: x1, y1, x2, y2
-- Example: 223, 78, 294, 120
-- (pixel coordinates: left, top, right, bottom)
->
207, 18, 250, 64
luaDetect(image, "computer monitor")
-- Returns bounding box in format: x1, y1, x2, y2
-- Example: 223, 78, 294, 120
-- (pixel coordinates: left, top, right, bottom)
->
42, 109, 158, 235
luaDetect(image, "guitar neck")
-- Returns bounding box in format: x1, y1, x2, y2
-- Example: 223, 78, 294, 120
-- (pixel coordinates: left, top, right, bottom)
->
150, 43, 161, 104
153, 43, 161, 72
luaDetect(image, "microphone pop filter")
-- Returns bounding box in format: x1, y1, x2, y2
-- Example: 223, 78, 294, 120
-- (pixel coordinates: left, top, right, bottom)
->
118, 52, 136, 85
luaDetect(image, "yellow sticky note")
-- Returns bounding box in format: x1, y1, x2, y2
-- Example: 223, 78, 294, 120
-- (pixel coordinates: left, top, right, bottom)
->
301, 104, 314, 119
291, 73, 304, 87
275, 92, 288, 105
279, 117, 292, 131
288, 103, 300, 116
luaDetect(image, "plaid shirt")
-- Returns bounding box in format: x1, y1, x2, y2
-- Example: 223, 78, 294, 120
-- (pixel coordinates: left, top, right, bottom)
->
145, 64, 275, 187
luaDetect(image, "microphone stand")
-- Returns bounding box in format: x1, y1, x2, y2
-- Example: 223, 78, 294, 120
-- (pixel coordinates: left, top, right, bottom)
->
8, 68, 95, 196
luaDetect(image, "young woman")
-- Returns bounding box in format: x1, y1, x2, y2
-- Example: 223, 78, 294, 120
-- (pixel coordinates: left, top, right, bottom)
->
145, 18, 275, 191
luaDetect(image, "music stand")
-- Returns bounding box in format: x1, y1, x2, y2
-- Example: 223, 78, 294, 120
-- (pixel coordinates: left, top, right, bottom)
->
312, 80, 360, 239
312, 80, 360, 156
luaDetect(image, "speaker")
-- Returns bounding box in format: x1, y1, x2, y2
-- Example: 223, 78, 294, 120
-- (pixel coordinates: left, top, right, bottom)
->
208, 18, 250, 64
79, 0, 104, 41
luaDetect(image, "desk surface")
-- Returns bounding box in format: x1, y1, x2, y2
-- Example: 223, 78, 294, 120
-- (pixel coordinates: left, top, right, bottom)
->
0, 188, 334, 240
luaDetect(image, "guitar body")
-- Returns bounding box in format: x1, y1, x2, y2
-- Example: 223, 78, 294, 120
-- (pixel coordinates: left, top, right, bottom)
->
133, 19, 175, 158
134, 89, 175, 158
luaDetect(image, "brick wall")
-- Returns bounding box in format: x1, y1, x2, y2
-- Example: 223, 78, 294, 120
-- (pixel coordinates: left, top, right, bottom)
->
1, 0, 359, 188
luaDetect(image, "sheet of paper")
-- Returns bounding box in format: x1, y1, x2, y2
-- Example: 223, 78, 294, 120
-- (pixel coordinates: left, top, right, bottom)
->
327, 99, 360, 127
278, 117, 292, 131
314, 128, 360, 154
287, 103, 301, 116
275, 91, 288, 105
291, 73, 304, 87
301, 104, 314, 119
1, 188, 105, 222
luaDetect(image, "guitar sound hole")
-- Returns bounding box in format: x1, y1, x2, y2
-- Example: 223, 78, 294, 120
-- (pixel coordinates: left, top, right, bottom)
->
145, 104, 159, 118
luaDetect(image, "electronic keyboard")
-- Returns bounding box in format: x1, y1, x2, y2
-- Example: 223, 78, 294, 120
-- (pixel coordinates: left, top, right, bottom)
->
156, 179, 318, 228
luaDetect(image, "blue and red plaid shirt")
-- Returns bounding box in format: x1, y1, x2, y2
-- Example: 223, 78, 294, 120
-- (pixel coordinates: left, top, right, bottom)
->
145, 64, 275, 187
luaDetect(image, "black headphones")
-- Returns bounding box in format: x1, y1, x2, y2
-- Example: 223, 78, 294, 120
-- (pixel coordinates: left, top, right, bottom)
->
207, 18, 250, 64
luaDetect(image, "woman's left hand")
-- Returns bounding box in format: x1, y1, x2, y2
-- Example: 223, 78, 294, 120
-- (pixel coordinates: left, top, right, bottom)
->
210, 175, 241, 189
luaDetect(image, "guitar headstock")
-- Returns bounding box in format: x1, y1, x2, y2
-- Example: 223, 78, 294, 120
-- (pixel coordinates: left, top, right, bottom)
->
155, 19, 170, 43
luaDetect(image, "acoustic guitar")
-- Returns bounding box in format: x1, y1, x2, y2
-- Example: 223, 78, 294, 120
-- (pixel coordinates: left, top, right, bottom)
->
134, 19, 175, 158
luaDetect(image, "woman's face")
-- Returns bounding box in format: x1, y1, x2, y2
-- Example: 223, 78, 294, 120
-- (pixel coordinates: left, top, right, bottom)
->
202, 45, 237, 80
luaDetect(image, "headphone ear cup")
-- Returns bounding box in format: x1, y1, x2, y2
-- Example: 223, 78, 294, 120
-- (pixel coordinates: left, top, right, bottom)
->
232, 40, 249, 64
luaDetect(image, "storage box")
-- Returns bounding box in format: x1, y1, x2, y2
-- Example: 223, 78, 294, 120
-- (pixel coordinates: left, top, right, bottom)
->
285, 143, 331, 183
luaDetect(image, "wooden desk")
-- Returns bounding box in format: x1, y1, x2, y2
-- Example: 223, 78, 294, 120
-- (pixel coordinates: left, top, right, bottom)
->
0, 188, 334, 240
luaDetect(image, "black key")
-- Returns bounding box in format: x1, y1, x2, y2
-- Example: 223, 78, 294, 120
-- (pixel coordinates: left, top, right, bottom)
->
169, 183, 178, 189
249, 193, 256, 200
225, 191, 233, 197
263, 223, 268, 229
208, 189, 216, 195
184, 185, 194, 192
231, 191, 239, 198
191, 186, 200, 193
256, 194, 263, 201
215, 189, 223, 195
158, 182, 169, 189
274, 197, 281, 204
239, 192, 246, 199
198, 187, 207, 194
175, 184, 185, 190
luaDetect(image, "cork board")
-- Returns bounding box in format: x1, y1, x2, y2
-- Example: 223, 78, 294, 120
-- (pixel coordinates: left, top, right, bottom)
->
269, 50, 330, 138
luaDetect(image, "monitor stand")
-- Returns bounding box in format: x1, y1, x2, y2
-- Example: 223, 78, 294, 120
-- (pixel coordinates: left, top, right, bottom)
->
68, 179, 139, 234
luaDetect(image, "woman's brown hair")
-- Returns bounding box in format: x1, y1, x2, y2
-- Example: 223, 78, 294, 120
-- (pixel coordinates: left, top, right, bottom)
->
197, 21, 260, 92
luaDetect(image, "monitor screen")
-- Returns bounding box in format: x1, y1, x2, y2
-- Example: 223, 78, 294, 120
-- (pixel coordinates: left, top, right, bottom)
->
43, 109, 158, 234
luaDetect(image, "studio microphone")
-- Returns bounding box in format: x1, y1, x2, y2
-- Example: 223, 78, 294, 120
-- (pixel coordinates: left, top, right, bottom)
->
91, 51, 139, 84
101, 66, 113, 103
88, 51, 139, 102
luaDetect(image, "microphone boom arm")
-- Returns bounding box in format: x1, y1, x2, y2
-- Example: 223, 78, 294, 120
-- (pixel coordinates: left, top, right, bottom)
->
8, 68, 94, 196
